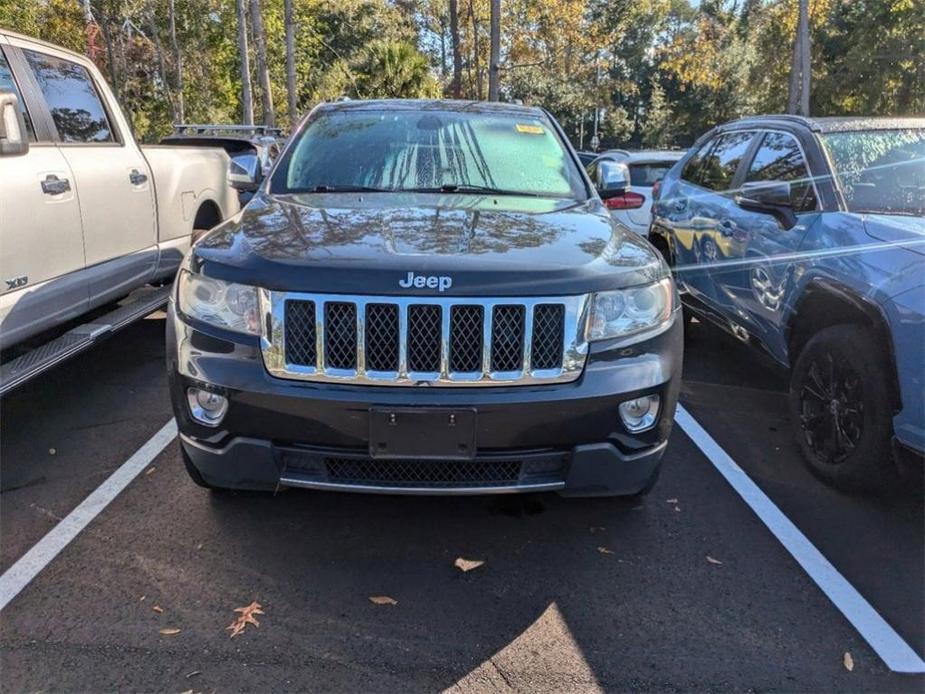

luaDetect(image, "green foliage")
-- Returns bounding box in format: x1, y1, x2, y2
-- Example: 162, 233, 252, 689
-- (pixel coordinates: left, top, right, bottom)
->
1, 0, 920, 146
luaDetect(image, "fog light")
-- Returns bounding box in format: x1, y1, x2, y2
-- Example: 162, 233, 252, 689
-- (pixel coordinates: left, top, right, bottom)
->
187, 387, 228, 426
619, 395, 660, 432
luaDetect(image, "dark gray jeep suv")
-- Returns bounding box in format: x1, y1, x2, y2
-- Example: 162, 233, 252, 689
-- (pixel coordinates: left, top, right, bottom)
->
166, 99, 683, 497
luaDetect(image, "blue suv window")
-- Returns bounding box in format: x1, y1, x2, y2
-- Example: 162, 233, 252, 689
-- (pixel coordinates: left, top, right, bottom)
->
698, 131, 755, 192
745, 132, 818, 212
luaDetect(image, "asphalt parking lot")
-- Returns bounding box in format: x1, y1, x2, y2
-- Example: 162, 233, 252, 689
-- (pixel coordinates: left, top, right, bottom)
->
1, 311, 922, 692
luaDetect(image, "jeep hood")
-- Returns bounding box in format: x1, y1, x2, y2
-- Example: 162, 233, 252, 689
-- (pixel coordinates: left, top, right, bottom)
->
192, 192, 665, 296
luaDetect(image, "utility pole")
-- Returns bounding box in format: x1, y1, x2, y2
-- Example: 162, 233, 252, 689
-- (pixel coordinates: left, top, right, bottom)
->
235, 0, 254, 125
488, 0, 500, 101
787, 0, 811, 115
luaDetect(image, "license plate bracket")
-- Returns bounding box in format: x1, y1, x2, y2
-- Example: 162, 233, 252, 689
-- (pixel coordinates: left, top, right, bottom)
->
369, 407, 477, 460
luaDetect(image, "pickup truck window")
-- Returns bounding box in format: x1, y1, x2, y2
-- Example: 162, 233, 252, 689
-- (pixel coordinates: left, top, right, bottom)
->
0, 51, 35, 141
23, 49, 114, 144
745, 132, 818, 212
273, 109, 587, 200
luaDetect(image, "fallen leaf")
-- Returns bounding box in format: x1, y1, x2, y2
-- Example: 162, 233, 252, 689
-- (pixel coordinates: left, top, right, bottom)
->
368, 596, 398, 605
48, 448, 56, 455
139, 595, 146, 602
196, 543, 203, 550
159, 628, 180, 636
674, 506, 681, 512
152, 605, 163, 613
454, 557, 484, 573
597, 546, 615, 555
144, 466, 156, 476
706, 556, 723, 565
843, 652, 854, 671
665, 498, 678, 504
227, 601, 264, 638
185, 671, 201, 679
589, 526, 606, 533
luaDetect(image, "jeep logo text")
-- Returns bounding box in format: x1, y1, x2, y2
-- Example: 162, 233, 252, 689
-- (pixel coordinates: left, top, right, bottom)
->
399, 272, 452, 292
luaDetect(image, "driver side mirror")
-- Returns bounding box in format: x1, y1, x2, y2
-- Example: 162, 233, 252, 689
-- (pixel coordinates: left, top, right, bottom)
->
595, 160, 630, 199
0, 92, 29, 157
735, 181, 797, 229
228, 153, 262, 191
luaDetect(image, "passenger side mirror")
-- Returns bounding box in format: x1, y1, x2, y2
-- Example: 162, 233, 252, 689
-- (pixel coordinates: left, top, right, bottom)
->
735, 181, 797, 229
595, 160, 630, 199
229, 153, 262, 191
0, 92, 29, 157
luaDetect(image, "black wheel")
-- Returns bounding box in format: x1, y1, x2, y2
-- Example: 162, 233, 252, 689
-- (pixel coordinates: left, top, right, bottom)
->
788, 325, 896, 490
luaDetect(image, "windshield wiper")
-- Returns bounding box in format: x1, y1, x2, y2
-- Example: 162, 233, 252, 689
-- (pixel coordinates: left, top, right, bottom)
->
403, 184, 542, 197
302, 185, 392, 193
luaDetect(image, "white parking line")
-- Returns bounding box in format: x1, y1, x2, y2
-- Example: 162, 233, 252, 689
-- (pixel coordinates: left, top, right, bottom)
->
675, 404, 925, 674
0, 419, 177, 612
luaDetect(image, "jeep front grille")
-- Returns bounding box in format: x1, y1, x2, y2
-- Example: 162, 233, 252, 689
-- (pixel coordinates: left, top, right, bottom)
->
260, 291, 589, 386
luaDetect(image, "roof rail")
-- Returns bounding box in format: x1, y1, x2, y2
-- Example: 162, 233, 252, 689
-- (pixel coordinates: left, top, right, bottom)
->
724, 114, 819, 130
172, 123, 284, 137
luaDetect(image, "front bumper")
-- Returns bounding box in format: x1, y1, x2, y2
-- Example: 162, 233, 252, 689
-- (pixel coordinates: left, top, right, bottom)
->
167, 302, 683, 496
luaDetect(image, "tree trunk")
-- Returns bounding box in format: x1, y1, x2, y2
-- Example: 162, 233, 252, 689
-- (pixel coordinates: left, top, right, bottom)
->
250, 0, 275, 127
284, 0, 297, 129
168, 0, 184, 123
449, 0, 462, 98
468, 0, 482, 99
488, 0, 500, 101
98, 17, 122, 102
236, 0, 254, 125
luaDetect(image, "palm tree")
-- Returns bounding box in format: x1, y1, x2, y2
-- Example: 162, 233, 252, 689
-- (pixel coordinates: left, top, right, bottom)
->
354, 41, 440, 99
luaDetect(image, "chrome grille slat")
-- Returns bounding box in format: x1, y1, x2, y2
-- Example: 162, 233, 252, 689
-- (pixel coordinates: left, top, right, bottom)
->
261, 292, 589, 387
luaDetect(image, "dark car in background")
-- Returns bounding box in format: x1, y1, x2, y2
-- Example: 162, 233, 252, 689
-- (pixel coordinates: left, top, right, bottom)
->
650, 115, 924, 491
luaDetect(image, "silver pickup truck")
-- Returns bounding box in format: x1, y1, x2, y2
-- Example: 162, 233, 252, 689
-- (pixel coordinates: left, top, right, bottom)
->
0, 31, 239, 389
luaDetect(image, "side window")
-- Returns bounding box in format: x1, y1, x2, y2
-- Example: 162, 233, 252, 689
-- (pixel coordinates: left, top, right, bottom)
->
23, 49, 114, 143
681, 140, 711, 185
745, 132, 818, 212
699, 131, 755, 192
0, 50, 36, 142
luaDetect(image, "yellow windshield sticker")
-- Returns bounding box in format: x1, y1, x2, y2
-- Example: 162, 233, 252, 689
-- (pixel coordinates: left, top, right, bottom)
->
515, 123, 544, 134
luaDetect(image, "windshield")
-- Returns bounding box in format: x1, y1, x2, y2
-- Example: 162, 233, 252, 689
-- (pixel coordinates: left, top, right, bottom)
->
821, 129, 925, 216
271, 108, 587, 199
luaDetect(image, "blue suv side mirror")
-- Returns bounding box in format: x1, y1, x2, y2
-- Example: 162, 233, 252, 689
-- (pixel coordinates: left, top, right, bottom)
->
735, 181, 798, 229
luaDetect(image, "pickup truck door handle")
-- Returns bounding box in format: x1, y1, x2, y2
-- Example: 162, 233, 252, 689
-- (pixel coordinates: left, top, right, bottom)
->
41, 174, 71, 196
129, 169, 148, 185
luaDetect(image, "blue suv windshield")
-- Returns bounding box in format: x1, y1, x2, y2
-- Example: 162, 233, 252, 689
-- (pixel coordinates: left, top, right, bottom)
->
271, 109, 587, 200
821, 129, 925, 216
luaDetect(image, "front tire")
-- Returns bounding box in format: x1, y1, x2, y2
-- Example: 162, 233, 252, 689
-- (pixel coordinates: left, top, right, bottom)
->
788, 325, 896, 490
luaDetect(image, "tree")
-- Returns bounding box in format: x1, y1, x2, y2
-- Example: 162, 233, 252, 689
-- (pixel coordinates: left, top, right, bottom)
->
352, 40, 441, 98
284, 0, 297, 128
168, 0, 184, 122
449, 0, 462, 97
235, 0, 254, 125
250, 0, 275, 125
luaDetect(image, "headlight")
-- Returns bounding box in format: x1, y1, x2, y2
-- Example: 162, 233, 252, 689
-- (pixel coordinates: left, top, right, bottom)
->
586, 278, 673, 342
177, 270, 260, 335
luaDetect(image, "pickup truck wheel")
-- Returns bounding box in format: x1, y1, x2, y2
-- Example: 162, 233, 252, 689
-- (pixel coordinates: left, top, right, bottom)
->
788, 325, 896, 490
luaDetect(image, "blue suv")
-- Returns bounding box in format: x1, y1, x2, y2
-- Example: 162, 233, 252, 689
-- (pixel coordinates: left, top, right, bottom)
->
650, 116, 924, 490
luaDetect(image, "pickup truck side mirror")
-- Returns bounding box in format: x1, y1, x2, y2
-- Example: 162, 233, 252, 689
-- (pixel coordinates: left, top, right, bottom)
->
0, 92, 29, 157
735, 180, 797, 229
595, 160, 631, 199
229, 153, 262, 191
